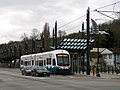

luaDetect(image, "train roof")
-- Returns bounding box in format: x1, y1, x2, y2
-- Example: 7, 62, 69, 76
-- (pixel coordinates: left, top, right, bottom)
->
21, 53, 36, 58
21, 49, 69, 58
36, 49, 69, 55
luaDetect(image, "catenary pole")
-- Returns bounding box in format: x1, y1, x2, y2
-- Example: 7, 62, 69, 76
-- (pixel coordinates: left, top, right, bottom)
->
55, 21, 57, 50
86, 7, 90, 75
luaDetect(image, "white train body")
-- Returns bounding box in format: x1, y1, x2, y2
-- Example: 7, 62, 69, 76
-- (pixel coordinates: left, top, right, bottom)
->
21, 50, 71, 74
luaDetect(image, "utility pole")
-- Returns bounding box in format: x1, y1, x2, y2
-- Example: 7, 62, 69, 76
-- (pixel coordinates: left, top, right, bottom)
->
82, 22, 85, 74
96, 33, 100, 77
55, 21, 57, 50
82, 22, 84, 38
86, 7, 90, 75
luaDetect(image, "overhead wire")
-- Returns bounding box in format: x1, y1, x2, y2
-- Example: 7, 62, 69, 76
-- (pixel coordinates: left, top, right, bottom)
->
94, 1, 120, 10
64, 24, 82, 32
94, 10, 115, 20
58, 15, 85, 29
95, 13, 115, 21
113, 2, 120, 19
58, 1, 120, 33
93, 1, 120, 20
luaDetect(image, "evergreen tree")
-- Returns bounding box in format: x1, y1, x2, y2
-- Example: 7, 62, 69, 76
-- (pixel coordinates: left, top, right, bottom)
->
42, 22, 51, 51
102, 29, 116, 48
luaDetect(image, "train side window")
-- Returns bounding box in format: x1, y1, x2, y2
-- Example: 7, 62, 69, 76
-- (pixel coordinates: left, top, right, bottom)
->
47, 58, 51, 65
28, 61, 31, 65
53, 59, 56, 65
25, 61, 27, 65
39, 60, 43, 66
44, 60, 46, 66
32, 60, 34, 66
35, 61, 39, 66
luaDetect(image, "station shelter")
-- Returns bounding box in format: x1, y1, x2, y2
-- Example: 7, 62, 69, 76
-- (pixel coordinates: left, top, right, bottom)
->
57, 38, 94, 74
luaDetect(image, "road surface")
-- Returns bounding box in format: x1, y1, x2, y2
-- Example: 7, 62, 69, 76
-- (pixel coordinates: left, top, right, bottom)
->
0, 72, 120, 90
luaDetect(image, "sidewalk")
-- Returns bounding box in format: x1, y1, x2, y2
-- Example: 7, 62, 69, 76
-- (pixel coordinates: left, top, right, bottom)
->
0, 68, 120, 79
68, 72, 120, 79
0, 68, 21, 76
98, 73, 120, 79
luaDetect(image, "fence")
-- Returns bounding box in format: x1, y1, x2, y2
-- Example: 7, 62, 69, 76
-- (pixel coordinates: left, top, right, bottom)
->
71, 64, 118, 75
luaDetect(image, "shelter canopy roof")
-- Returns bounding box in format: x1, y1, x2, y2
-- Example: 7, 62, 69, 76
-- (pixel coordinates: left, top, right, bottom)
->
57, 38, 94, 50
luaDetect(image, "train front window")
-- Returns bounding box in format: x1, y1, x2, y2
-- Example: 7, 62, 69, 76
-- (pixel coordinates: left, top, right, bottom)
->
56, 54, 69, 66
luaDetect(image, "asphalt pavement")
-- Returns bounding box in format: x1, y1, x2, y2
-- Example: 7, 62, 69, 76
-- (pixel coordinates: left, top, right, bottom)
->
0, 68, 120, 79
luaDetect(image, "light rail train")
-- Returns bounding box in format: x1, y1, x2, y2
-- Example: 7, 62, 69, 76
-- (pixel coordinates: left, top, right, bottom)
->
20, 50, 71, 74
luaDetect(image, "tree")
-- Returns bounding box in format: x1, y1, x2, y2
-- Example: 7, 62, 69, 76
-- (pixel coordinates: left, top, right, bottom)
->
30, 28, 40, 53
99, 19, 120, 48
21, 33, 28, 41
31, 28, 40, 40
42, 23, 51, 51
102, 29, 116, 48
58, 30, 66, 40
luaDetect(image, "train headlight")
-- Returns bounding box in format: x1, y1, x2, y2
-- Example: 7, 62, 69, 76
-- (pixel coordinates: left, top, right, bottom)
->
59, 67, 64, 69
65, 67, 69, 69
59, 66, 69, 69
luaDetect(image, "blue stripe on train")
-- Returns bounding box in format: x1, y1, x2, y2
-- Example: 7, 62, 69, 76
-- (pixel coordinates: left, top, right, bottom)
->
45, 66, 71, 74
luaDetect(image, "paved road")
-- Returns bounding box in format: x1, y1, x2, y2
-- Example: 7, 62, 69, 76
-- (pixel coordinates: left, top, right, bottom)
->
0, 68, 120, 90
1, 68, 120, 78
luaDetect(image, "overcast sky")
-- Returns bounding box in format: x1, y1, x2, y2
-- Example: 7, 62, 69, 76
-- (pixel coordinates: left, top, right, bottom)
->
0, 0, 119, 44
